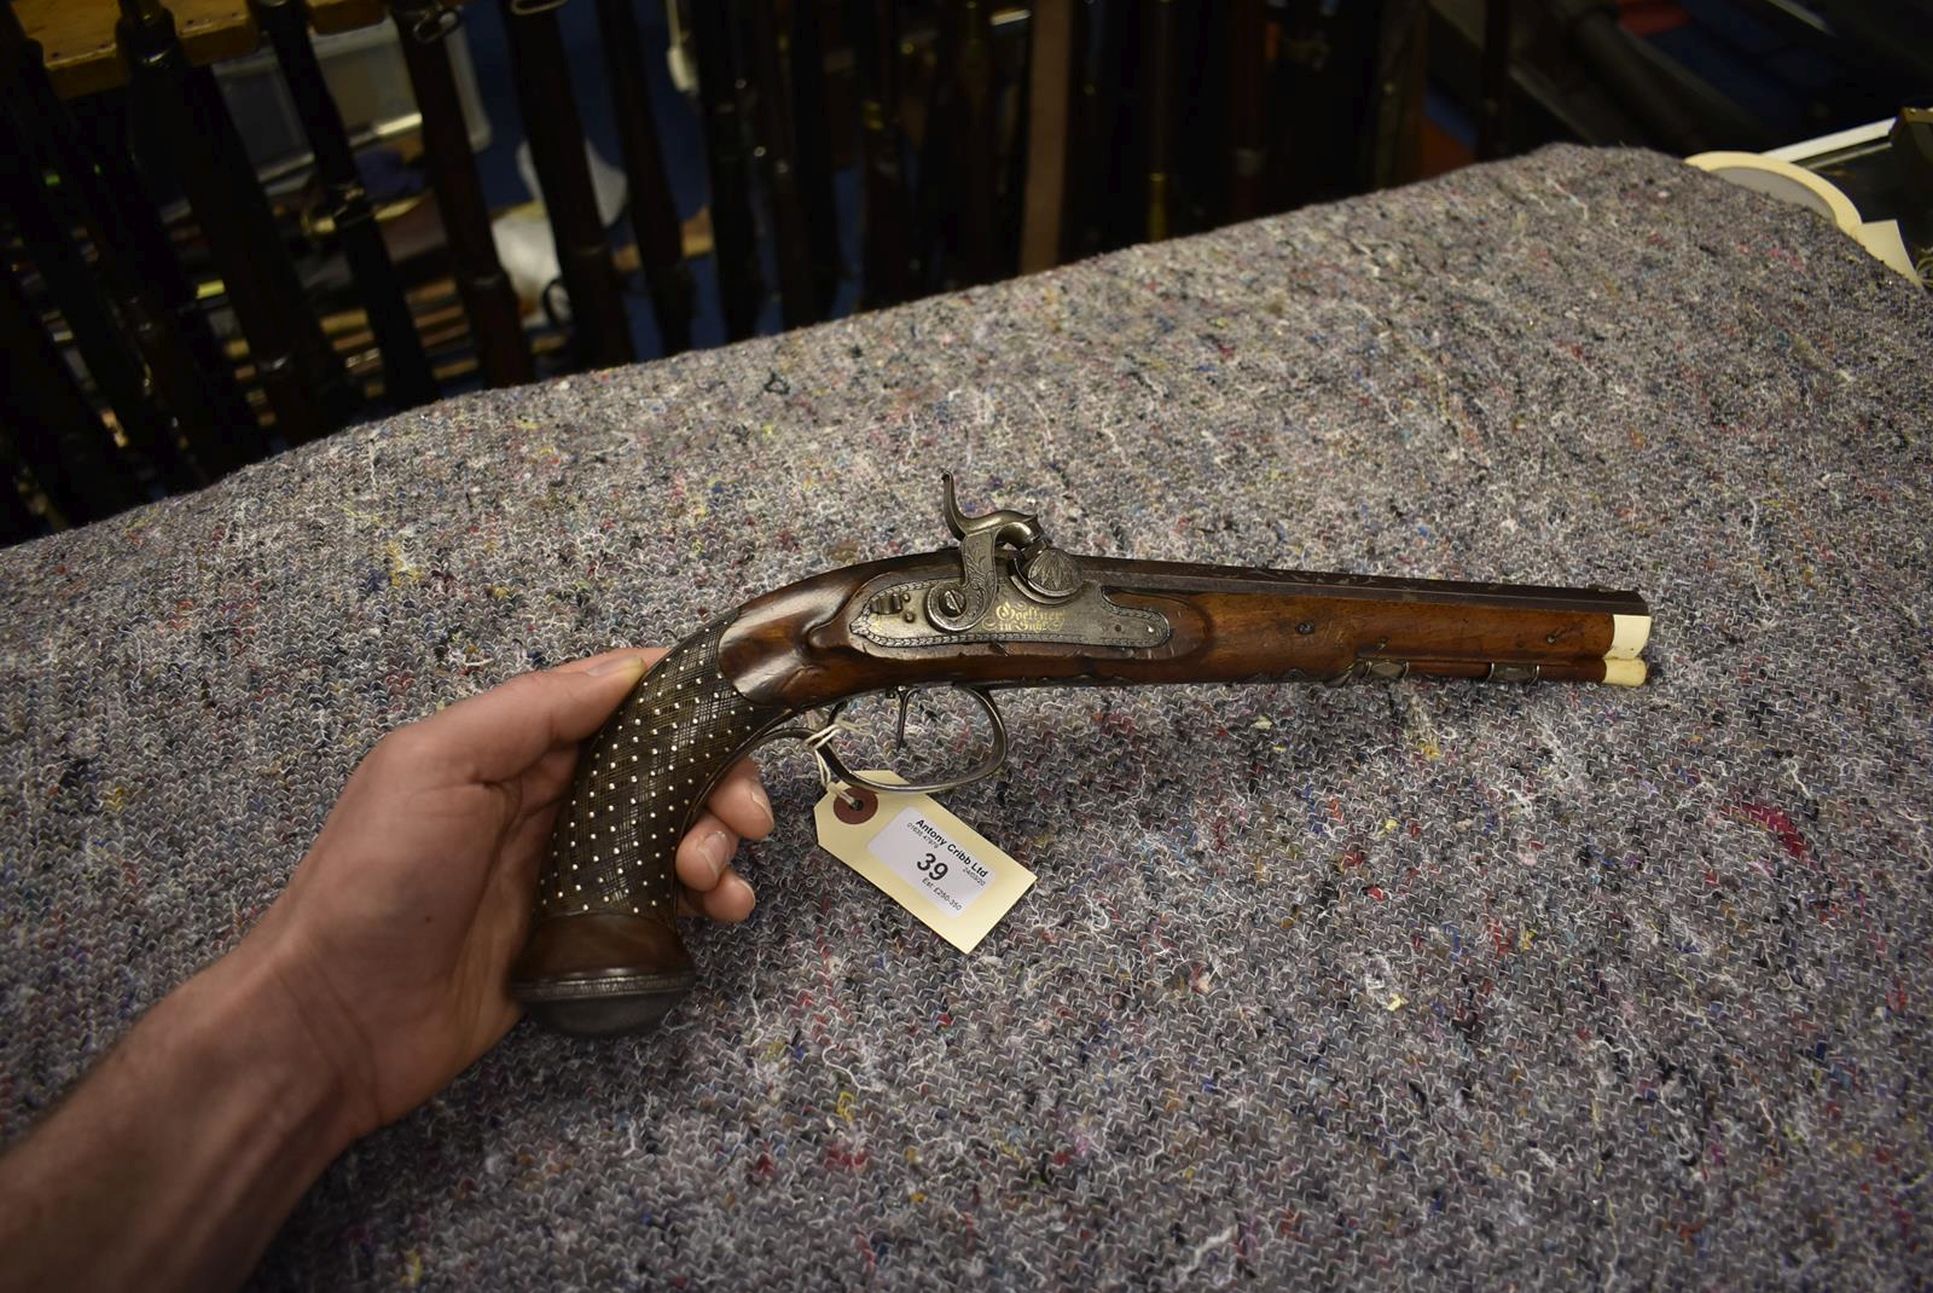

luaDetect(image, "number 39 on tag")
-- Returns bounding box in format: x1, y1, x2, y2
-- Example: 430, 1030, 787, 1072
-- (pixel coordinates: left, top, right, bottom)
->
813, 774, 1035, 953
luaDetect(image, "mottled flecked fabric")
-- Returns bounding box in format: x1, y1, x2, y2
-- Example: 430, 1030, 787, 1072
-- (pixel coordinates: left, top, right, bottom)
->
3, 145, 1930, 1289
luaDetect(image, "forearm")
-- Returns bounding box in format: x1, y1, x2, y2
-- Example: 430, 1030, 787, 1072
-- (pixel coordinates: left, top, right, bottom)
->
0, 937, 358, 1292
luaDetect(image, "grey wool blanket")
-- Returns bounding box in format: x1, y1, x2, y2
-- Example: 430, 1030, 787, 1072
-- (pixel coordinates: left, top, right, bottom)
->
3, 145, 1930, 1289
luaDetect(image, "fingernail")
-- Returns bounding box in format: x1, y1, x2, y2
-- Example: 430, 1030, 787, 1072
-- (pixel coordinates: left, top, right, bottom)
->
588, 653, 648, 678
749, 780, 774, 831
701, 831, 732, 881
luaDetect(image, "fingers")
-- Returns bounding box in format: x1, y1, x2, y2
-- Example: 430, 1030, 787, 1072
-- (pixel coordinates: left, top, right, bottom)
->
395, 650, 659, 785
678, 865, 758, 923
674, 810, 741, 892
674, 759, 774, 887
675, 808, 760, 923
553, 647, 667, 677
706, 759, 775, 842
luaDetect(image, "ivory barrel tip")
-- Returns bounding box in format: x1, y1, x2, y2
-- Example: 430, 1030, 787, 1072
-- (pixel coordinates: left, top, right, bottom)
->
1602, 658, 1648, 687
1607, 614, 1651, 661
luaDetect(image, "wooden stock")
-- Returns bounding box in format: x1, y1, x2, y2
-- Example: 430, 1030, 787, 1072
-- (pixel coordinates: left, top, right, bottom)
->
514, 548, 1648, 1035
719, 552, 1647, 708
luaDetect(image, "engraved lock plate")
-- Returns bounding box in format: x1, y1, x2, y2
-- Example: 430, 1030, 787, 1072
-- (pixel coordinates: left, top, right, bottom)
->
852, 576, 1170, 647
852, 475, 1173, 649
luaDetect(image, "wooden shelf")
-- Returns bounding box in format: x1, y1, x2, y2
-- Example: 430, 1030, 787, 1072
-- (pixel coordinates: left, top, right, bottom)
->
21, 0, 406, 99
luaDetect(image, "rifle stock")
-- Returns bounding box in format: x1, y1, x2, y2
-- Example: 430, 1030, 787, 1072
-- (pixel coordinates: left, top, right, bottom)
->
511, 479, 1650, 1036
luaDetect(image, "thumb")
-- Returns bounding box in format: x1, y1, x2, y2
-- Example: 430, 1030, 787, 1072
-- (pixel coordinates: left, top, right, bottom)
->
415, 653, 652, 783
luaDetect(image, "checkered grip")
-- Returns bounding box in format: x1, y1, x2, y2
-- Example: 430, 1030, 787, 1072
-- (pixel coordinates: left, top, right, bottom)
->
535, 620, 788, 922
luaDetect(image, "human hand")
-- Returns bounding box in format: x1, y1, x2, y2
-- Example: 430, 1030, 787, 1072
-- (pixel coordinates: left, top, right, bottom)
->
244, 650, 775, 1137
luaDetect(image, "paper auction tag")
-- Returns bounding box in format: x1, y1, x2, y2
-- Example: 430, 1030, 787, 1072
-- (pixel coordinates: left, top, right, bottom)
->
813, 772, 1035, 953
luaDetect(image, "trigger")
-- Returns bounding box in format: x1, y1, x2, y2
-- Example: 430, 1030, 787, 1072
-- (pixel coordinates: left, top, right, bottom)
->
894, 686, 915, 751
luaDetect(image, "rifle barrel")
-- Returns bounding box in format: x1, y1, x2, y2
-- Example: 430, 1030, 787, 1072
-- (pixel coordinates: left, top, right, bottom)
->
496, 0, 635, 370
745, 0, 820, 328
254, 0, 438, 409
789, 0, 840, 318
3, 129, 192, 495
688, 0, 763, 341
1227, 0, 1267, 220
116, 0, 355, 445
389, 1, 534, 387
1063, 0, 1125, 260
1478, 0, 1513, 160
0, 3, 261, 476
953, 0, 998, 284
593, 0, 693, 356
845, 0, 912, 306
0, 261, 144, 525
1142, 0, 1179, 242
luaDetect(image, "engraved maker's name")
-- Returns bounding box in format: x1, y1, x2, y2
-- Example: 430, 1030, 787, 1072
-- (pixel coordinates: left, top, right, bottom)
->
991, 601, 1065, 632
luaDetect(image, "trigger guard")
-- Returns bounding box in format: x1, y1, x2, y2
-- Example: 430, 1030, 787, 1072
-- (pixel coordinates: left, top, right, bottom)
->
781, 684, 1010, 798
